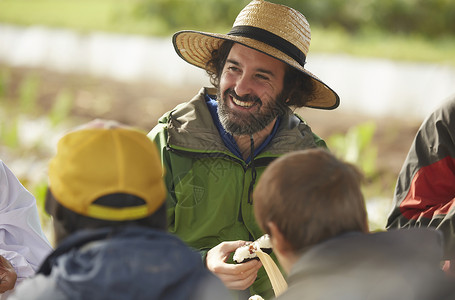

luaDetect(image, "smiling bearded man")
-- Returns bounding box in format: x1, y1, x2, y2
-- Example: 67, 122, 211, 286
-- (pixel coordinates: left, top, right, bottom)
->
148, 1, 339, 299
217, 87, 287, 136
216, 43, 289, 137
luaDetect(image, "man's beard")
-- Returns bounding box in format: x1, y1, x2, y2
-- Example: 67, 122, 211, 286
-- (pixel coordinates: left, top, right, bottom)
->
217, 88, 287, 136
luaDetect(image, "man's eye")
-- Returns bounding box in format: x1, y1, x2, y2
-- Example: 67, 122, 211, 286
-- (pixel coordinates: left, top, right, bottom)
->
256, 74, 269, 80
228, 66, 239, 72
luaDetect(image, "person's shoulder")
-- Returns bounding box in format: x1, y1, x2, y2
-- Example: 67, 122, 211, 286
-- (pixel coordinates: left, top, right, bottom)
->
0, 160, 15, 182
148, 101, 190, 141
439, 95, 455, 112
424, 96, 455, 127
284, 112, 327, 148
383, 227, 443, 248
171, 87, 214, 118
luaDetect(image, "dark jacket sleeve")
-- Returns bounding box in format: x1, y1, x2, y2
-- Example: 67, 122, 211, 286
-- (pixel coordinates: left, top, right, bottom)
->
386, 97, 455, 259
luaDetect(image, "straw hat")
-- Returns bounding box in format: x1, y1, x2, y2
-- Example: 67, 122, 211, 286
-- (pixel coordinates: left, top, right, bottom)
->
173, 0, 339, 110
48, 128, 166, 221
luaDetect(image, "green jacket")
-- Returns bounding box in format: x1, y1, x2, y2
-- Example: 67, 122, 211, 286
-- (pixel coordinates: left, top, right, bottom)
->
148, 87, 326, 298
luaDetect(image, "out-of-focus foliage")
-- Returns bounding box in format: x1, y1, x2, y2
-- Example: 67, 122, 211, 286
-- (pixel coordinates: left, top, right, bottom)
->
0, 0, 159, 35
134, 0, 249, 33
1, 0, 454, 38
135, 0, 455, 38
327, 122, 378, 179
1, 0, 455, 64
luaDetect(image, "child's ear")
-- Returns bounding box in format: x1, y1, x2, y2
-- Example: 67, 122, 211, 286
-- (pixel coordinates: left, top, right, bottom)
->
267, 221, 293, 254
267, 221, 297, 274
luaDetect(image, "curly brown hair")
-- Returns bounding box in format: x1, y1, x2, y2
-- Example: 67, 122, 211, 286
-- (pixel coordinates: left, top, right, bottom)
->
205, 40, 316, 108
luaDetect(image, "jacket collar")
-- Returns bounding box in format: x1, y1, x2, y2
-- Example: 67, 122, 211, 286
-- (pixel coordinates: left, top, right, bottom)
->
166, 87, 318, 156
38, 226, 164, 276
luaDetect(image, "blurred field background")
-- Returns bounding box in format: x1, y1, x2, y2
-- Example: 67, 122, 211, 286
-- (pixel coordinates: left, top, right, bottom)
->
1, 0, 455, 239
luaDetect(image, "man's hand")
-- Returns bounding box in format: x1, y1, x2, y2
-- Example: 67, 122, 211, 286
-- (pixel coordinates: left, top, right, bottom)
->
206, 241, 262, 290
0, 255, 17, 293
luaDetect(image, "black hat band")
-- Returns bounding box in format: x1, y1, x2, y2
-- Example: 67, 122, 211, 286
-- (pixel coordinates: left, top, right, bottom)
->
228, 25, 306, 67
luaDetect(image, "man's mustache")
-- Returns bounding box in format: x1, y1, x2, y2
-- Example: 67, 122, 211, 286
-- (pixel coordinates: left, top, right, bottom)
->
226, 89, 262, 106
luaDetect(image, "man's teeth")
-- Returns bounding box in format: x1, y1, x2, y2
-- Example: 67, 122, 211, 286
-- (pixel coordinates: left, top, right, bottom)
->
232, 98, 254, 108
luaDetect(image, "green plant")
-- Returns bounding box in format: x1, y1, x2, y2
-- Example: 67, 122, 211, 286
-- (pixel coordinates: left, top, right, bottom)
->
18, 73, 41, 114
327, 122, 394, 231
0, 69, 11, 99
33, 181, 50, 217
0, 117, 19, 148
327, 121, 378, 178
134, 0, 248, 33
32, 181, 54, 246
50, 88, 74, 126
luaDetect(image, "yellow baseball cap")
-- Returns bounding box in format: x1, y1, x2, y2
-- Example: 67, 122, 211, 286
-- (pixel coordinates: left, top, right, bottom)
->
48, 127, 166, 221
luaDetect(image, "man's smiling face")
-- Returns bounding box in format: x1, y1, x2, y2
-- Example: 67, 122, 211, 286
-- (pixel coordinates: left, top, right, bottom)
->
217, 43, 287, 136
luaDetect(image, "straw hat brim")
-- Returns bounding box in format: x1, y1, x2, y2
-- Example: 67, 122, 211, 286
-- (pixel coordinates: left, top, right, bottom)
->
173, 30, 340, 110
